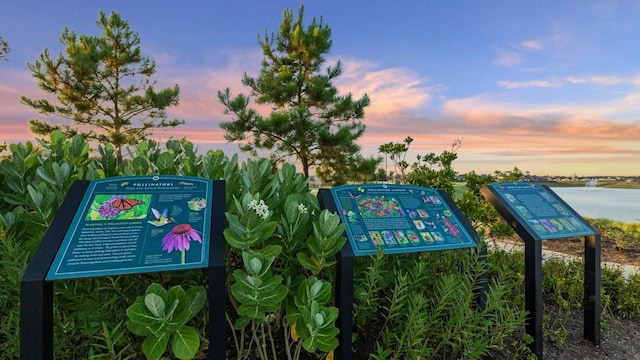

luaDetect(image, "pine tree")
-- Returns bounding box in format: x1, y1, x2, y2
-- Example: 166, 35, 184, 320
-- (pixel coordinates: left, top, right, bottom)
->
21, 11, 183, 162
218, 5, 370, 178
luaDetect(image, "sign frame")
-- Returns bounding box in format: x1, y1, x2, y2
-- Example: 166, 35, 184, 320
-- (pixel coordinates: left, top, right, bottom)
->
482, 182, 596, 240
47, 175, 213, 280
481, 182, 600, 359
330, 184, 478, 256
319, 184, 486, 360
20, 177, 227, 360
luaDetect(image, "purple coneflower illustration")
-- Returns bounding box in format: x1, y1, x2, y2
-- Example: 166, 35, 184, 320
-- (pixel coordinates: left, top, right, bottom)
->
161, 224, 202, 264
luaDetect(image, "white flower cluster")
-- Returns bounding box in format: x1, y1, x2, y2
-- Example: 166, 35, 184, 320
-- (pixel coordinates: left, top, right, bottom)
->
297, 203, 308, 214
248, 199, 270, 220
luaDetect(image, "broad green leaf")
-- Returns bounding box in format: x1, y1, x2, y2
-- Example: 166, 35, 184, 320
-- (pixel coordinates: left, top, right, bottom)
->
185, 286, 206, 314
171, 326, 200, 359
36, 167, 57, 186
296, 253, 318, 273
145, 283, 168, 304
233, 315, 251, 330
142, 332, 170, 360
145, 293, 166, 318
249, 257, 263, 275
50, 130, 65, 144
260, 244, 283, 260
26, 184, 43, 208
126, 303, 162, 325
126, 319, 153, 337
156, 152, 175, 170
223, 228, 247, 250
131, 156, 149, 174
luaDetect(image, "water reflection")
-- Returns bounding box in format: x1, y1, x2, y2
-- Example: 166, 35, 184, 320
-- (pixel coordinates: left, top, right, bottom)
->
551, 187, 640, 223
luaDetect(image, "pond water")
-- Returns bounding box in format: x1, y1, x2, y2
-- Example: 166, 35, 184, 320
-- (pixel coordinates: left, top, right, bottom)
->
550, 187, 640, 223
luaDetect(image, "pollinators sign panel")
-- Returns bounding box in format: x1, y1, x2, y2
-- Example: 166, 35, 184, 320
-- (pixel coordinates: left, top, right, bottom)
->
482, 182, 597, 240
331, 184, 478, 256
47, 176, 213, 280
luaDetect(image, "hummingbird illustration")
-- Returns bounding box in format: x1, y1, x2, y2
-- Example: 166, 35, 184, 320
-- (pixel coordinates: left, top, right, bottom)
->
148, 208, 174, 227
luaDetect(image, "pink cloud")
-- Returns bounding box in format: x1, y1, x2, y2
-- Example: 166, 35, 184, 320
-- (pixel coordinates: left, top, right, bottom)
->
335, 58, 432, 115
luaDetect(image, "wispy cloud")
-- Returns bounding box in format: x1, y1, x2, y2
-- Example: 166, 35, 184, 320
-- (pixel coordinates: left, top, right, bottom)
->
564, 76, 622, 85
497, 79, 564, 89
498, 75, 630, 89
493, 49, 524, 67
520, 39, 544, 51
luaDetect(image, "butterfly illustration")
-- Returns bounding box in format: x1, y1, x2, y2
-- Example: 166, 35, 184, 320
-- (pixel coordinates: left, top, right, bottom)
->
348, 192, 363, 200
111, 197, 144, 211
148, 207, 174, 227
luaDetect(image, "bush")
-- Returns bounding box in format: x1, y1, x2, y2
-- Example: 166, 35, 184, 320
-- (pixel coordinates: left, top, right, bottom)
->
1, 133, 637, 359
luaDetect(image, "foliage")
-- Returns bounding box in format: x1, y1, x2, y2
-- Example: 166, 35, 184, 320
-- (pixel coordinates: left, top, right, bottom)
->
126, 283, 206, 360
352, 247, 531, 359
378, 136, 413, 182
457, 171, 515, 237
316, 154, 382, 186
223, 159, 343, 359
21, 11, 183, 163
493, 167, 528, 182
0, 133, 235, 359
404, 139, 461, 195
0, 35, 9, 61
587, 218, 640, 252
218, 5, 370, 178
1, 133, 639, 359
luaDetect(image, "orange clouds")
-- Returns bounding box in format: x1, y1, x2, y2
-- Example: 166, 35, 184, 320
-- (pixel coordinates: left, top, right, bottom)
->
1, 51, 639, 176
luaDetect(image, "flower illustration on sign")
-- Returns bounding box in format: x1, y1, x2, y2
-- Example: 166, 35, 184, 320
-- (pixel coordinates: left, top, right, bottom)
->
161, 223, 202, 264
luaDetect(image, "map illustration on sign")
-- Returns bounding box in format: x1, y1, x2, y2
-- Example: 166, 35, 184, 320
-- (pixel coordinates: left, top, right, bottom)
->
331, 184, 477, 256
47, 176, 213, 280
483, 182, 596, 240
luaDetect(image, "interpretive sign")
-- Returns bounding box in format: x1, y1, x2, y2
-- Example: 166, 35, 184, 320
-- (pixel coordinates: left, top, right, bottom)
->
47, 175, 213, 280
330, 184, 477, 256
482, 182, 601, 359
482, 182, 596, 240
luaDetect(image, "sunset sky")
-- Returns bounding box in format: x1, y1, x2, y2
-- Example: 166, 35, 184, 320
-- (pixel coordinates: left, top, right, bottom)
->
1, 1, 639, 176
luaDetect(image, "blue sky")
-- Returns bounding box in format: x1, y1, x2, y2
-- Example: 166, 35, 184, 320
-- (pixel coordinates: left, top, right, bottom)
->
1, 0, 639, 176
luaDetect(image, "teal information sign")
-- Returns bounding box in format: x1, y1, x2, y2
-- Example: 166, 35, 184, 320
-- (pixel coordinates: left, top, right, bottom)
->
331, 184, 477, 256
47, 176, 213, 280
485, 182, 595, 240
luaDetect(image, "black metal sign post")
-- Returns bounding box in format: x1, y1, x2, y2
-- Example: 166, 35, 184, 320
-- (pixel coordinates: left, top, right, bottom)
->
20, 179, 226, 359
21, 180, 89, 359
207, 179, 227, 360
318, 188, 354, 360
318, 185, 485, 360
481, 182, 601, 359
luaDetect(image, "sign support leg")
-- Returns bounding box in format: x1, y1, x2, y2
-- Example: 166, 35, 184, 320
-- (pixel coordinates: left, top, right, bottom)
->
20, 279, 53, 358
584, 233, 601, 344
318, 188, 354, 360
335, 245, 354, 360
524, 239, 544, 359
208, 180, 226, 359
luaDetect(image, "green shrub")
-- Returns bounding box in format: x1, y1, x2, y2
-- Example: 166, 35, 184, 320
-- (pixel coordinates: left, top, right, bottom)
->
1, 133, 638, 359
